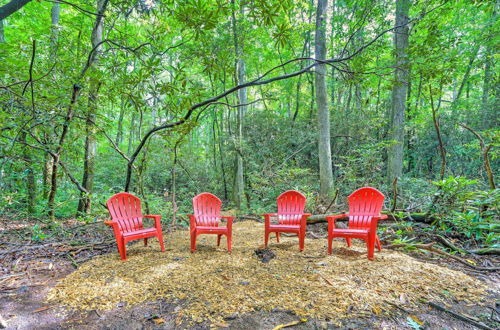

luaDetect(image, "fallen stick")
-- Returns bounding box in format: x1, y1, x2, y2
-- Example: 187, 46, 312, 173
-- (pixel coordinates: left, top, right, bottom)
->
384, 300, 411, 314
385, 243, 500, 272
467, 247, 500, 256
434, 235, 467, 254
428, 301, 492, 330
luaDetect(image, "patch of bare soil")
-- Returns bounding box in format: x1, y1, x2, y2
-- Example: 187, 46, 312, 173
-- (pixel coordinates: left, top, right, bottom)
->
0, 218, 498, 329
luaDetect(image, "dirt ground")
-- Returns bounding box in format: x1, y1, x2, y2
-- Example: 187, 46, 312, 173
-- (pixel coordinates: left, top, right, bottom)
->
0, 218, 499, 329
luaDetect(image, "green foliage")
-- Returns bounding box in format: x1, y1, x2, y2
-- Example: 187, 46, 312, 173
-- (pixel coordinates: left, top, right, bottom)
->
31, 224, 47, 242
0, 0, 497, 235
429, 177, 499, 247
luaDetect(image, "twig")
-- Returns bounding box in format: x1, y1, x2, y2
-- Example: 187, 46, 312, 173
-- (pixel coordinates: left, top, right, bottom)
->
324, 189, 340, 214
428, 301, 492, 330
384, 300, 411, 314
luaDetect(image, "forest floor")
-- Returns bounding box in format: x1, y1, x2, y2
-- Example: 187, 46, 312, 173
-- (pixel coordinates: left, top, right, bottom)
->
0, 216, 499, 330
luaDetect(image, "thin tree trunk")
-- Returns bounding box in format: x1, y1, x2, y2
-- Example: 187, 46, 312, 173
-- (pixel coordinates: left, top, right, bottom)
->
315, 0, 333, 200
387, 0, 410, 185
481, 1, 498, 128
0, 19, 5, 43
231, 0, 246, 209
127, 111, 136, 155
20, 132, 36, 214
42, 0, 60, 202
116, 97, 125, 145
429, 86, 446, 180
78, 0, 106, 214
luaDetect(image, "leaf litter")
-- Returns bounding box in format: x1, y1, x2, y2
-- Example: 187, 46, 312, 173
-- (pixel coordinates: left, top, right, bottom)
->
47, 221, 490, 324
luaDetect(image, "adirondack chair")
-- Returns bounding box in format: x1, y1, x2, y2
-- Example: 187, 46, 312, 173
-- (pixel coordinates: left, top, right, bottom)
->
326, 187, 387, 260
188, 193, 235, 253
263, 190, 312, 251
105, 192, 165, 260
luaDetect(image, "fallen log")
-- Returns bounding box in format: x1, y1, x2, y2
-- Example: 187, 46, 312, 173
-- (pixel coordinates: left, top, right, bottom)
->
307, 212, 434, 224
467, 247, 500, 256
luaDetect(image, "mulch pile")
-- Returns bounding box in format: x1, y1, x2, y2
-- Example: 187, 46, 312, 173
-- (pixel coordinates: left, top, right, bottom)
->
47, 221, 490, 324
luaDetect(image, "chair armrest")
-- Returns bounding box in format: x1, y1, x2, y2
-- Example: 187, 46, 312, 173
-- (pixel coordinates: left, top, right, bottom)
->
326, 214, 347, 232
300, 213, 312, 229
144, 215, 162, 230
104, 220, 122, 238
144, 214, 161, 219
187, 214, 196, 232
370, 216, 382, 232
221, 216, 234, 232
262, 213, 277, 228
327, 214, 348, 220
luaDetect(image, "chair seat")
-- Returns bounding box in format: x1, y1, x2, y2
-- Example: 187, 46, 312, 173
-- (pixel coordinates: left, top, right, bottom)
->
332, 228, 369, 235
122, 227, 157, 237
269, 224, 300, 230
196, 226, 228, 231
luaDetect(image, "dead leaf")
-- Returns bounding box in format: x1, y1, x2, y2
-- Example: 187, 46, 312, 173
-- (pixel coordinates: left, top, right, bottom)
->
322, 277, 333, 286
272, 318, 307, 330
153, 317, 165, 324
409, 315, 423, 325
32, 306, 51, 313
221, 275, 230, 281
214, 322, 229, 328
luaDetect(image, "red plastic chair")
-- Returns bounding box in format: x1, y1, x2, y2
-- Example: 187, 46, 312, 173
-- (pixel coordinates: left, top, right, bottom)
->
263, 190, 311, 251
326, 187, 387, 260
188, 193, 235, 253
105, 192, 165, 260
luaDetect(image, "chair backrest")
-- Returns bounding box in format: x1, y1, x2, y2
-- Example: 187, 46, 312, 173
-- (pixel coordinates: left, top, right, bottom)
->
192, 193, 222, 227
347, 187, 385, 229
276, 190, 307, 225
106, 192, 144, 233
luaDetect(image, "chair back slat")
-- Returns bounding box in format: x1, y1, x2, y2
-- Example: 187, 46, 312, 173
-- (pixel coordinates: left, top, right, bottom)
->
106, 192, 144, 233
193, 193, 222, 227
347, 187, 384, 229
276, 190, 306, 225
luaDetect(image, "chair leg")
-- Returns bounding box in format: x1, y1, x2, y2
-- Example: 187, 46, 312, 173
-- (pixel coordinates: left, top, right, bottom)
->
217, 234, 222, 247
346, 238, 352, 247
327, 236, 333, 255
367, 236, 375, 260
144, 238, 148, 246
298, 231, 305, 252
276, 232, 280, 242
119, 240, 127, 260
190, 232, 197, 253
376, 236, 381, 252
227, 233, 232, 253
264, 230, 269, 248
157, 232, 165, 252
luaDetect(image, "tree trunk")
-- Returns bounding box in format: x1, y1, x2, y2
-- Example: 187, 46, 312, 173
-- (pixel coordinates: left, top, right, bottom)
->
481, 1, 498, 128
387, 0, 410, 185
78, 0, 106, 215
0, 19, 5, 43
41, 0, 60, 202
231, 0, 246, 209
116, 97, 125, 145
315, 0, 333, 200
127, 111, 136, 155
20, 132, 36, 214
